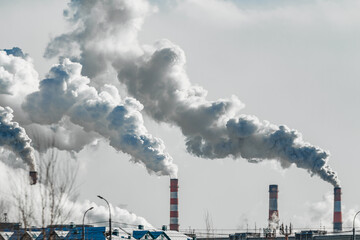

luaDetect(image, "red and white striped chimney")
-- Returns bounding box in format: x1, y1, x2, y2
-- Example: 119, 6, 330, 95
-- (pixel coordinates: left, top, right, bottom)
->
269, 184, 279, 224
170, 178, 179, 231
333, 187, 342, 232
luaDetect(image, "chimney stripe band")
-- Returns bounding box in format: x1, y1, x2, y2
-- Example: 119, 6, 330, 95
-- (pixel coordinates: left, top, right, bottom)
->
334, 201, 341, 212
170, 218, 178, 224
334, 212, 342, 222
170, 211, 178, 217
269, 192, 278, 198
269, 199, 278, 210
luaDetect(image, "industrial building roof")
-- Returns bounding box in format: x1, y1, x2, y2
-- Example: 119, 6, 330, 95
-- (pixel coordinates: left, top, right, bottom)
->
54, 230, 69, 238
163, 230, 192, 240
0, 232, 12, 240
133, 230, 150, 239
149, 231, 169, 240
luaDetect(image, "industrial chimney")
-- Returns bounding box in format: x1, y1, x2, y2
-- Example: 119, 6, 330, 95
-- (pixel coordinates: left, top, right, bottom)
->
29, 171, 38, 185
333, 187, 342, 232
269, 184, 279, 227
170, 178, 179, 231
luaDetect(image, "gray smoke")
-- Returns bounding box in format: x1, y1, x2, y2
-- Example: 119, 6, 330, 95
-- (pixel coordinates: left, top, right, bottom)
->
117, 42, 339, 186
44, 0, 339, 186
44, 0, 150, 79
0, 48, 39, 124
22, 59, 177, 177
0, 47, 177, 177
0, 106, 36, 171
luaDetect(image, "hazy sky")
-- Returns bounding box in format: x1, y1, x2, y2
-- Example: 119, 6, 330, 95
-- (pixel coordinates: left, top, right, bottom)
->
0, 0, 359, 233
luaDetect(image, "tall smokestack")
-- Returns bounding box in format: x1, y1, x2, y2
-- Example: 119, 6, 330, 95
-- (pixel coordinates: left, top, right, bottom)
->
333, 187, 342, 232
170, 178, 179, 231
269, 184, 279, 227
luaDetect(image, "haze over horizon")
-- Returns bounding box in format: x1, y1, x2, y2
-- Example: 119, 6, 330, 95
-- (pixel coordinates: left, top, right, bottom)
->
0, 0, 359, 232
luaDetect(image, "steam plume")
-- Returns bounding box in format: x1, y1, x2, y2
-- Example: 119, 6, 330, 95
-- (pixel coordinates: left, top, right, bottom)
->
0, 46, 177, 177
0, 106, 36, 171
0, 48, 39, 123
45, 0, 339, 186
118, 41, 339, 186
22, 59, 177, 177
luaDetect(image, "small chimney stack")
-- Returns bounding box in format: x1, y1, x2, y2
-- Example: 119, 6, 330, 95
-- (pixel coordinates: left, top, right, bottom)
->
269, 184, 279, 225
170, 178, 179, 231
333, 187, 342, 232
29, 171, 38, 185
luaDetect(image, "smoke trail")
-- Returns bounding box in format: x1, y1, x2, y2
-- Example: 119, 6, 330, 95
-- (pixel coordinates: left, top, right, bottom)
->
0, 47, 177, 177
118, 41, 339, 186
0, 106, 36, 171
45, 0, 339, 186
22, 59, 177, 177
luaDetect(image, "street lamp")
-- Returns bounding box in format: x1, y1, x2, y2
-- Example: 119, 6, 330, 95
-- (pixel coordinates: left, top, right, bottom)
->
98, 195, 112, 240
82, 207, 94, 240
353, 211, 360, 240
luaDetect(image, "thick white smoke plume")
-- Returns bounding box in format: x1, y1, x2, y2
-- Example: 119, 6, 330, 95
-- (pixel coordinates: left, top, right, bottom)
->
0, 106, 36, 171
0, 48, 39, 123
0, 47, 177, 177
44, 0, 339, 186
22, 59, 176, 177
0, 1, 177, 227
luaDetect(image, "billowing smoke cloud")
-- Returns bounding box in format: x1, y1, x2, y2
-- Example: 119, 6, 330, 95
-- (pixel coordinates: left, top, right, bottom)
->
0, 106, 36, 172
45, 0, 339, 186
0, 3, 175, 227
120, 41, 339, 186
0, 48, 39, 123
44, 0, 150, 80
0, 47, 177, 177
22, 59, 177, 177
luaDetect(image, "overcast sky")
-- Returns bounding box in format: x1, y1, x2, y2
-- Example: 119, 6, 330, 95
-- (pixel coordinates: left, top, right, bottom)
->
0, 0, 359, 232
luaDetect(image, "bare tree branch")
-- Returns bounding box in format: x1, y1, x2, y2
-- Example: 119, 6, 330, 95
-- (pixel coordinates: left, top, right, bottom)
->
38, 146, 79, 227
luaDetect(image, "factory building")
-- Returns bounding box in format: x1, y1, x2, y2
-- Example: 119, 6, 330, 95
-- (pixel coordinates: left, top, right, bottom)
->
0, 181, 350, 240
0, 232, 12, 240
194, 230, 360, 240
0, 224, 191, 240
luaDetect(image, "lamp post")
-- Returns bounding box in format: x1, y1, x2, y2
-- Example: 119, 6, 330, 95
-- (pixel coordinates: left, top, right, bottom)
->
82, 207, 94, 240
98, 195, 112, 240
353, 211, 360, 240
